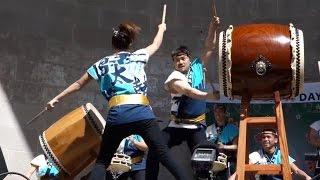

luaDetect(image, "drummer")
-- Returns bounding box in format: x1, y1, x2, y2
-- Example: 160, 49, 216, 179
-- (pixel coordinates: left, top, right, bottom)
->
46, 19, 190, 179
146, 16, 220, 179
106, 135, 148, 180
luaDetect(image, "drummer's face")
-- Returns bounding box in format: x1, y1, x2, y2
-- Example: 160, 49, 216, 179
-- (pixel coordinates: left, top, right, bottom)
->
173, 54, 191, 73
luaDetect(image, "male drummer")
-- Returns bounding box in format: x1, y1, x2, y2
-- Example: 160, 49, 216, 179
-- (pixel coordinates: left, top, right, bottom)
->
146, 16, 220, 179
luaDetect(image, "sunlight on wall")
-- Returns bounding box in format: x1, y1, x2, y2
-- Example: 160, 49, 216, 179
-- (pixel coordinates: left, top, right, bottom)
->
0, 83, 34, 177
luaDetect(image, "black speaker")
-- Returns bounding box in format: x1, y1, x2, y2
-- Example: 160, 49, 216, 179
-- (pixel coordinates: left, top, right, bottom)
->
191, 148, 216, 172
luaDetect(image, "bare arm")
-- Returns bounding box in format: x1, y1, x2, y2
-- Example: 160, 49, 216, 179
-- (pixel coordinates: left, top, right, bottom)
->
145, 23, 166, 56
25, 165, 37, 178
167, 79, 219, 100
130, 138, 148, 152
46, 72, 92, 110
290, 163, 311, 180
200, 16, 220, 68
218, 137, 238, 151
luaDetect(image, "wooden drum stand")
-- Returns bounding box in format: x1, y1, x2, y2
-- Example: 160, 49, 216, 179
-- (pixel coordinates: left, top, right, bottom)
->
235, 91, 292, 180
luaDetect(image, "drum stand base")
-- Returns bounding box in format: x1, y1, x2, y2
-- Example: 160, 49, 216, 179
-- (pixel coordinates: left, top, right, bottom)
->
235, 91, 292, 180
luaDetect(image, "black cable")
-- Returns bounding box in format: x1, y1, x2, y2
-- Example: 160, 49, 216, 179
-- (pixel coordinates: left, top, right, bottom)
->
0, 171, 30, 180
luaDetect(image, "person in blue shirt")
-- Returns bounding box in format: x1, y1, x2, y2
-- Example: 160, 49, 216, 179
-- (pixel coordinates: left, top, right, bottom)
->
206, 104, 239, 179
206, 105, 238, 150
229, 129, 311, 180
46, 20, 190, 180
146, 16, 220, 179
106, 135, 148, 180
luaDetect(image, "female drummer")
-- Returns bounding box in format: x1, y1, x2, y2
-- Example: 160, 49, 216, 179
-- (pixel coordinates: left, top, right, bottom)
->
46, 20, 189, 180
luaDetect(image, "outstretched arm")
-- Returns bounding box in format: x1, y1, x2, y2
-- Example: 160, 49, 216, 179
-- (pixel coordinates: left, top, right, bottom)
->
145, 23, 166, 56
46, 73, 92, 110
167, 79, 219, 100
200, 16, 220, 68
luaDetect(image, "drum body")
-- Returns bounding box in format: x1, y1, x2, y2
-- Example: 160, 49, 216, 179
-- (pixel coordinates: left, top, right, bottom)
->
108, 153, 132, 173
39, 103, 105, 176
218, 23, 304, 99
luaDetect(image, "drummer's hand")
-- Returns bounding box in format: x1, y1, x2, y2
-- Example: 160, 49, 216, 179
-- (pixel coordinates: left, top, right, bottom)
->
158, 23, 166, 32
212, 16, 220, 26
207, 90, 220, 100
46, 98, 59, 111
216, 142, 225, 149
213, 90, 220, 100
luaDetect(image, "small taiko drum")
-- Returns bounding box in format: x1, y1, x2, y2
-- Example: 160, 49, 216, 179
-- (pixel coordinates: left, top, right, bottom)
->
108, 153, 132, 173
39, 103, 105, 176
218, 23, 304, 99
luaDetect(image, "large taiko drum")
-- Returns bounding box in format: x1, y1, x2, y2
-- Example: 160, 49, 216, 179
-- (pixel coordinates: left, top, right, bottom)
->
218, 23, 304, 100
39, 103, 106, 176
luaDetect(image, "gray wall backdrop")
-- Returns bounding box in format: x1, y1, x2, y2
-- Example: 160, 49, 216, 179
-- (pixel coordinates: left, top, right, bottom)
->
0, 0, 319, 179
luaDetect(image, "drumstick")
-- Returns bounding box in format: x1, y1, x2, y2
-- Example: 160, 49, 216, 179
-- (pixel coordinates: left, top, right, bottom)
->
205, 0, 218, 90
212, 0, 217, 17
26, 108, 47, 125
162, 4, 167, 24
318, 61, 320, 76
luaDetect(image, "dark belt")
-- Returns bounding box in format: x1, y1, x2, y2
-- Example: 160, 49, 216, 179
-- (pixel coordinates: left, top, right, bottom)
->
171, 114, 206, 124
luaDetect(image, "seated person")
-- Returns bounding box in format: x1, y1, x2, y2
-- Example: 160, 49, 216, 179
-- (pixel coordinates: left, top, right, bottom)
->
205, 104, 239, 179
305, 120, 320, 175
229, 129, 311, 180
106, 134, 148, 180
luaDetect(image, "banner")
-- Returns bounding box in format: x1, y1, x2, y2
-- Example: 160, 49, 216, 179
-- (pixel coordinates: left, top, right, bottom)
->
207, 82, 320, 104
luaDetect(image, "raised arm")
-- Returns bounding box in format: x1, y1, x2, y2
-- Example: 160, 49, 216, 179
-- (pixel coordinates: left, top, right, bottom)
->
200, 16, 220, 68
46, 72, 92, 110
145, 23, 166, 56
167, 79, 219, 100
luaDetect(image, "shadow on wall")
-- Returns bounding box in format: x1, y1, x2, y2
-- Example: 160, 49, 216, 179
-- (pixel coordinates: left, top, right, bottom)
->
0, 147, 8, 180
